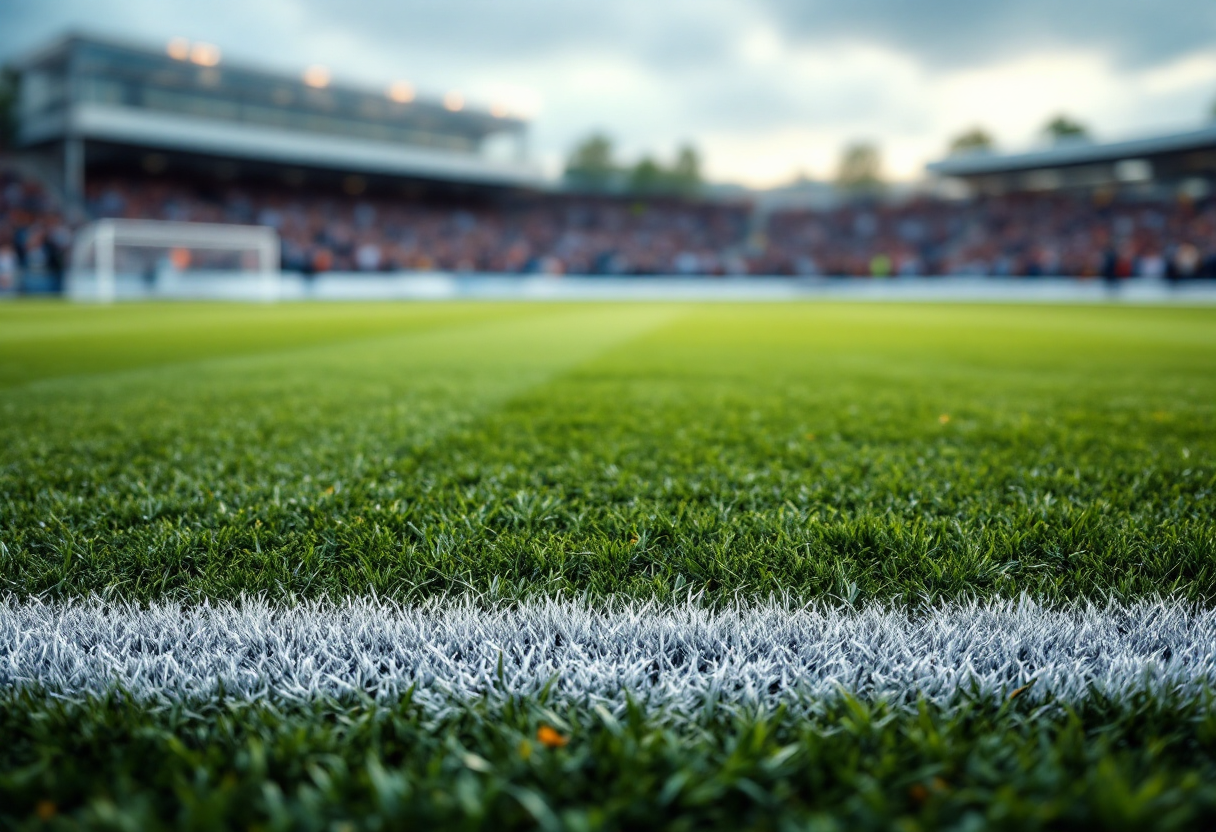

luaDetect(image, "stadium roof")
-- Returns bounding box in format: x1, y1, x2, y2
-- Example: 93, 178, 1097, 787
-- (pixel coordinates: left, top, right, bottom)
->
14, 32, 527, 139
14, 32, 544, 189
927, 124, 1216, 178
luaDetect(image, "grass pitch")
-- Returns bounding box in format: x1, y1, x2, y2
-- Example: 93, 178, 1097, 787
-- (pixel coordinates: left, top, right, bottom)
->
2, 300, 1215, 829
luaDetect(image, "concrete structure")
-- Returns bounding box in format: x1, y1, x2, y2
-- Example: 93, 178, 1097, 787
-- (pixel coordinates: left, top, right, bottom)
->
927, 125, 1216, 198
12, 33, 543, 213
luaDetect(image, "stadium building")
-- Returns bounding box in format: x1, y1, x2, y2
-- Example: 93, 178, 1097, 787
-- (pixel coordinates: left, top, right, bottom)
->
12, 33, 542, 212
928, 125, 1216, 199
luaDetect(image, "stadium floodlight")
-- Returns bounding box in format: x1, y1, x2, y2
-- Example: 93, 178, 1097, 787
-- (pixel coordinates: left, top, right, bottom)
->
69, 219, 280, 302
166, 38, 191, 61
303, 65, 331, 88
189, 42, 222, 67
387, 81, 415, 103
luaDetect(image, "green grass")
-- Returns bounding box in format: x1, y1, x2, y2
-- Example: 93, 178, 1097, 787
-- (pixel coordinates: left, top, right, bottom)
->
4, 691, 1216, 831
2, 301, 1213, 605
2, 299, 1216, 829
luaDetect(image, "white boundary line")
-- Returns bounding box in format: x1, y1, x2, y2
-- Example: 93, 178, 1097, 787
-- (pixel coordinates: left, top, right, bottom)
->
61, 272, 1216, 304
3, 597, 1214, 709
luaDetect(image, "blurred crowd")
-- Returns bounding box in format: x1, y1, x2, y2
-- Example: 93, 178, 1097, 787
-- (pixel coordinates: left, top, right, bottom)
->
760, 194, 1216, 279
0, 168, 71, 293
2, 164, 1216, 291
84, 177, 752, 277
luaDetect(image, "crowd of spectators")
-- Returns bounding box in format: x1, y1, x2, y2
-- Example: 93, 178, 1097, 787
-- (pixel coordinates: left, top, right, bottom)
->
0, 168, 71, 293
761, 193, 1216, 280
3, 164, 1216, 292
84, 177, 752, 277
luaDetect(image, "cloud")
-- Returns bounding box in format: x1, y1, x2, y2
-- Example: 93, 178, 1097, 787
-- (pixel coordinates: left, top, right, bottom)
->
120, 0, 1215, 75
763, 0, 1216, 71
1, 0, 1214, 186
11, 0, 1211, 80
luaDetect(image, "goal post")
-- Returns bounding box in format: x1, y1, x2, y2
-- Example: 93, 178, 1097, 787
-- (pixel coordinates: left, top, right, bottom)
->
69, 219, 280, 302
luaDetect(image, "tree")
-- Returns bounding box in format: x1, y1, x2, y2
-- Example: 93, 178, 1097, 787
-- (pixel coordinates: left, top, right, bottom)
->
0, 66, 17, 150
836, 142, 883, 194
628, 156, 666, 195
1043, 115, 1089, 144
564, 133, 617, 192
948, 127, 994, 155
626, 145, 702, 197
668, 144, 701, 196
567, 135, 704, 197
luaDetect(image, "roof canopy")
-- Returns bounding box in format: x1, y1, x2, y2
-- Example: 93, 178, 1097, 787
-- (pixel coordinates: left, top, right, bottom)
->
928, 124, 1216, 178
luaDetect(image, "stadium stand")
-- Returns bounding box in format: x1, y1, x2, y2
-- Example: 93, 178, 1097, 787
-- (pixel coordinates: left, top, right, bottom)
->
82, 175, 751, 275
760, 193, 1216, 279
79, 173, 1216, 279
13, 33, 539, 210
4, 163, 1215, 289
0, 165, 70, 293
928, 124, 1216, 198
1, 32, 1214, 292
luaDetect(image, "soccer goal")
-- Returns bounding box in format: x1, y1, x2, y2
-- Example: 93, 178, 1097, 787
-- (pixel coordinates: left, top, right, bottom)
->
69, 219, 280, 302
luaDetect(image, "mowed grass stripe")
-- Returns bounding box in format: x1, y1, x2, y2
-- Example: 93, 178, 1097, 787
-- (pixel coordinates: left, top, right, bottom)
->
279, 302, 1215, 604
0, 301, 571, 389
0, 302, 1213, 605
0, 304, 680, 601
5, 302, 679, 405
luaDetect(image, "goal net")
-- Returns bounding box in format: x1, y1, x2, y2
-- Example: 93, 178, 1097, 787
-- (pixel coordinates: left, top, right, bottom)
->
69, 219, 280, 301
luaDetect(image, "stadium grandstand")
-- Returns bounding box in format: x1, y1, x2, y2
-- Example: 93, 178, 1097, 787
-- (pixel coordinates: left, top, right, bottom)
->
928, 124, 1216, 200
760, 125, 1216, 279
14, 32, 539, 209
0, 32, 1214, 295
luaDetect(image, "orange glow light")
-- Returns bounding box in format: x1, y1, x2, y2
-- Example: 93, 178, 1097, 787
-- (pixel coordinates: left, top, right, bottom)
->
443, 91, 464, 112
166, 38, 190, 61
303, 65, 331, 88
189, 42, 221, 67
387, 81, 415, 103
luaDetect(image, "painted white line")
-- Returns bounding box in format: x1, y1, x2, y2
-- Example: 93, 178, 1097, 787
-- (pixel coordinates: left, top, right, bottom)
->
76, 272, 1216, 305
2, 597, 1212, 708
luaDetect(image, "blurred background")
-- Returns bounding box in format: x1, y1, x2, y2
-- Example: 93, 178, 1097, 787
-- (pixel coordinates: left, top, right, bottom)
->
0, 0, 1214, 295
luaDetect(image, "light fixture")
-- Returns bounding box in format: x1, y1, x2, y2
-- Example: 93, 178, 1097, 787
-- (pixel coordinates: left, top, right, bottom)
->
189, 42, 221, 67
490, 102, 510, 118
166, 38, 190, 61
303, 65, 331, 89
443, 91, 464, 112
386, 81, 415, 103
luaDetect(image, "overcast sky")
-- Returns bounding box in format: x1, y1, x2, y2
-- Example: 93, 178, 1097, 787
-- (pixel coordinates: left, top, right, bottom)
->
4, 0, 1216, 186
